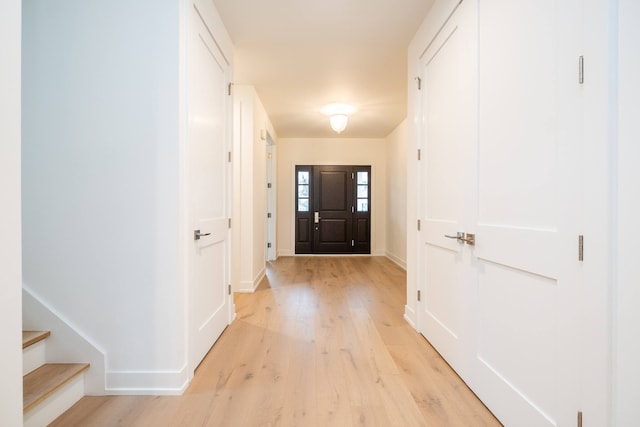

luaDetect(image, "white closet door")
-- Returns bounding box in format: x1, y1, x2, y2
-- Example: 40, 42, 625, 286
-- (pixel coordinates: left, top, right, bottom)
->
472, 1, 583, 425
418, 0, 583, 425
418, 0, 477, 379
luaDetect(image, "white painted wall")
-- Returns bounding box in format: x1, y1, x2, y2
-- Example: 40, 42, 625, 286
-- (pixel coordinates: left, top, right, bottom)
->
385, 120, 408, 269
276, 138, 387, 257
252, 92, 271, 284
232, 85, 276, 292
0, 0, 23, 423
614, 1, 640, 424
22, 0, 186, 393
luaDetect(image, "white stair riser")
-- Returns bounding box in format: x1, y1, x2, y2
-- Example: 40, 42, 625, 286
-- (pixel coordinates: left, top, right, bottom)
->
23, 340, 46, 375
23, 373, 85, 427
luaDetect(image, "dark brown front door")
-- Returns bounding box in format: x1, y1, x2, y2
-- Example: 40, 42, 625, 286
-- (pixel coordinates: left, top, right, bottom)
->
295, 165, 371, 254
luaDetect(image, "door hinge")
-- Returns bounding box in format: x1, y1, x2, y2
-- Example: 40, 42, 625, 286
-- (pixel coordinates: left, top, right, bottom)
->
578, 56, 584, 84
267, 182, 272, 189
267, 212, 272, 218
351, 206, 354, 213
351, 239, 355, 247
415, 76, 422, 90
351, 172, 355, 179
417, 149, 421, 161
228, 151, 232, 163
228, 284, 232, 295
267, 242, 272, 248
417, 290, 421, 301
417, 219, 421, 231
578, 235, 584, 261
228, 218, 231, 229
228, 82, 233, 96
577, 411, 582, 427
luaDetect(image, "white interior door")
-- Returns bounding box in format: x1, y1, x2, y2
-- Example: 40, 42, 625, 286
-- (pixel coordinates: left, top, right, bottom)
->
472, 1, 582, 425
418, 1, 583, 425
418, 0, 476, 378
188, 4, 231, 372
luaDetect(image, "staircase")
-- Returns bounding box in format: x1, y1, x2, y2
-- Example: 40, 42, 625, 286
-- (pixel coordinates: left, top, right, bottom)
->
22, 330, 89, 426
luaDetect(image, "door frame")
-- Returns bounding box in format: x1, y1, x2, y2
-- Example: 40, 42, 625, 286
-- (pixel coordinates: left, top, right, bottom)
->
265, 133, 276, 261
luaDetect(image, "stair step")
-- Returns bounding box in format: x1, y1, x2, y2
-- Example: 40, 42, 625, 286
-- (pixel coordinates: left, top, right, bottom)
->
23, 363, 90, 413
22, 330, 50, 349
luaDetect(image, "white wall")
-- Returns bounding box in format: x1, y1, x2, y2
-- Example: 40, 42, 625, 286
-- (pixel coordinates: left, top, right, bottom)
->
614, 0, 640, 424
252, 91, 271, 284
0, 0, 23, 423
234, 85, 254, 291
385, 120, 408, 269
276, 138, 387, 257
22, 0, 186, 393
233, 85, 276, 292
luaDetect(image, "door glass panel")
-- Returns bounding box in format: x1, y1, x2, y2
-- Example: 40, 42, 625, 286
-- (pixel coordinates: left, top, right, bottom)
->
357, 171, 368, 184
356, 171, 369, 212
297, 169, 310, 212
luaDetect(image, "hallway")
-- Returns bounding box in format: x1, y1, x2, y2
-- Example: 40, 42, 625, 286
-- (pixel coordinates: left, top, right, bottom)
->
52, 257, 499, 426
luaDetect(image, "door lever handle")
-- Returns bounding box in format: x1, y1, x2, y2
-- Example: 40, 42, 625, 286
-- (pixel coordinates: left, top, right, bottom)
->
194, 229, 211, 241
444, 232, 475, 246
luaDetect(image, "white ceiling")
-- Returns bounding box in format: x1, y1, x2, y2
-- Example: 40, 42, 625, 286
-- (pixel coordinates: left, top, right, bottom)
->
212, 0, 435, 139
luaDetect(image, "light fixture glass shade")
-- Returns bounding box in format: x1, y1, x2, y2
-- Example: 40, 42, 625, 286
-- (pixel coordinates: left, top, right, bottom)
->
329, 114, 348, 133
322, 103, 355, 133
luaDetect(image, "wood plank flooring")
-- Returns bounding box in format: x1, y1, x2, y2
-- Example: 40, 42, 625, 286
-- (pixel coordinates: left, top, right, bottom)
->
51, 256, 501, 426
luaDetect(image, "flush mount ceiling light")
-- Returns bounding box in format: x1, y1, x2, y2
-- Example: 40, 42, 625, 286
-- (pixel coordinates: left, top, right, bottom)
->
321, 103, 356, 134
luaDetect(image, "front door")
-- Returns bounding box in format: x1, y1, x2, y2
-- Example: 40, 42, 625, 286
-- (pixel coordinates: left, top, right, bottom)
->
295, 165, 371, 254
418, 0, 583, 426
188, 3, 232, 373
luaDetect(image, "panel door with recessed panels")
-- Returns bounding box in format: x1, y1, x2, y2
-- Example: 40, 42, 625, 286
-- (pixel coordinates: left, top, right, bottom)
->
295, 165, 371, 254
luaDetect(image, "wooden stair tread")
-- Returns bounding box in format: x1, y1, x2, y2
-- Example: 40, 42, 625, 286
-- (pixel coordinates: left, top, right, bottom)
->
23, 363, 90, 413
22, 330, 51, 349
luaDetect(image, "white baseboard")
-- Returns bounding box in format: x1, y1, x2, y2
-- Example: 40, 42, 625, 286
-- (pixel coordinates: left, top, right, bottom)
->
277, 250, 294, 257
236, 268, 266, 293
404, 305, 417, 331
254, 268, 266, 289
105, 364, 189, 395
385, 252, 407, 270
22, 286, 106, 395
236, 281, 255, 293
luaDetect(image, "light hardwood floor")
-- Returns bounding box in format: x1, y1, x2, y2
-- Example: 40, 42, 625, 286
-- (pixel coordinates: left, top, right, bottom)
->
51, 257, 501, 426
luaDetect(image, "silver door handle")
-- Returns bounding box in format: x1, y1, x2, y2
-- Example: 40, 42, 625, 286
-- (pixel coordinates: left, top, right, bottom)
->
194, 229, 211, 240
444, 232, 475, 246
314, 212, 320, 224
